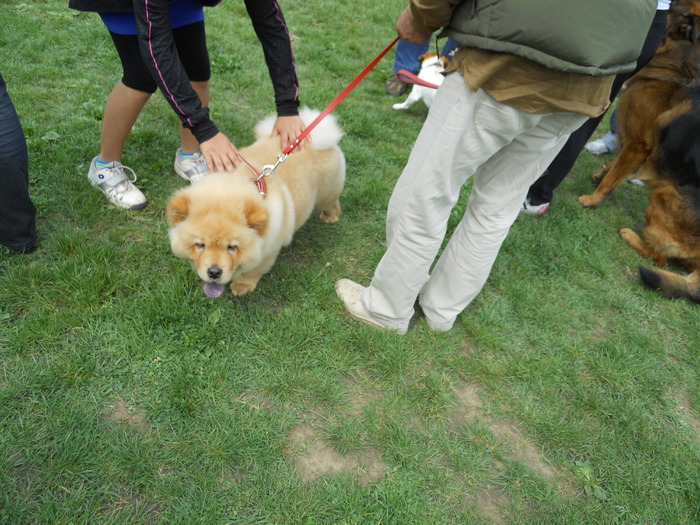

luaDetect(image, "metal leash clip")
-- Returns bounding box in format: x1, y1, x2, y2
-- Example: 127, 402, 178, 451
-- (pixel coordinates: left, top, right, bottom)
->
260, 153, 289, 178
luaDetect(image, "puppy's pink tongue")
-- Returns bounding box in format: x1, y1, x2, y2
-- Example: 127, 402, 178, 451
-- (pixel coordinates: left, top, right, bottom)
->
203, 282, 225, 298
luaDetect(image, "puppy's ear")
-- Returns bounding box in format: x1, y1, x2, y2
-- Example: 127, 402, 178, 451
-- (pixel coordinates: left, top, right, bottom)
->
166, 193, 190, 226
244, 201, 268, 235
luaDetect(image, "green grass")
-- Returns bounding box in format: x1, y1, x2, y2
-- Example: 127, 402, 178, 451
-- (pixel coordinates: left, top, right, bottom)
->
1, 1, 699, 523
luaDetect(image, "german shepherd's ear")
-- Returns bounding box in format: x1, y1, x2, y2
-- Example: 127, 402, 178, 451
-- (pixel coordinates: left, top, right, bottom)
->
244, 201, 268, 236
166, 193, 191, 226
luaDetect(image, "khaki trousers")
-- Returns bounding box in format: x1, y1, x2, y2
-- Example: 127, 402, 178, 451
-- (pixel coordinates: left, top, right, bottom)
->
362, 71, 587, 331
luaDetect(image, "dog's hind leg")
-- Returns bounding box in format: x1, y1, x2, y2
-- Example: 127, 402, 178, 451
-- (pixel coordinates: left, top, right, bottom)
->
578, 144, 650, 207
319, 199, 341, 223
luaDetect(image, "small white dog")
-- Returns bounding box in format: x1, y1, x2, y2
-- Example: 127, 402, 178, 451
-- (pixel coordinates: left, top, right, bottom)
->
392, 53, 447, 111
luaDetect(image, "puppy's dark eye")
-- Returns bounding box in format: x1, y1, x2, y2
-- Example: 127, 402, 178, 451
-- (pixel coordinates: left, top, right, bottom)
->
227, 245, 238, 253
194, 242, 205, 251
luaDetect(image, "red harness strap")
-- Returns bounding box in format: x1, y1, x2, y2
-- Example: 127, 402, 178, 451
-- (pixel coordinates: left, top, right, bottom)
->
236, 152, 267, 198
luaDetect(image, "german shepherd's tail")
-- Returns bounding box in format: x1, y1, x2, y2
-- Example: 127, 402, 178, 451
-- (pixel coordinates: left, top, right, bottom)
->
639, 266, 700, 304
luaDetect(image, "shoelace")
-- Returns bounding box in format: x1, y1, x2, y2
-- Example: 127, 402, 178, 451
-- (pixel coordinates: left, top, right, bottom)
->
104, 164, 138, 193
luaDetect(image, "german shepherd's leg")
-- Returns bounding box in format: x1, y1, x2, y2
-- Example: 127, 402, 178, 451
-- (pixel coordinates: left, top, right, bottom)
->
578, 144, 649, 207
591, 161, 612, 184
619, 228, 668, 266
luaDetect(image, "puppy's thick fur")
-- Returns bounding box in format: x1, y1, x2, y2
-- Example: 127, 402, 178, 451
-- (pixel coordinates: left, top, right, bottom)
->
392, 53, 446, 111
619, 90, 700, 303
166, 108, 345, 297
578, 0, 700, 208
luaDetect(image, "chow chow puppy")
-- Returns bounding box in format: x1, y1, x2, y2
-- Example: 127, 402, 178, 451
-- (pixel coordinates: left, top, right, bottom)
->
166, 107, 345, 297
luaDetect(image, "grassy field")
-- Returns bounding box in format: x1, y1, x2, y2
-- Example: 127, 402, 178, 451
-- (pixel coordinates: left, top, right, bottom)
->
1, 1, 699, 523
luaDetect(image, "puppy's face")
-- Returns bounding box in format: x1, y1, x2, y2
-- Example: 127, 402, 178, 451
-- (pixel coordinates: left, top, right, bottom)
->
166, 191, 268, 297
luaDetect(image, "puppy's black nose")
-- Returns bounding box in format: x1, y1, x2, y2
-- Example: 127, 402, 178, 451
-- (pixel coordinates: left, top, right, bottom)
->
207, 267, 222, 280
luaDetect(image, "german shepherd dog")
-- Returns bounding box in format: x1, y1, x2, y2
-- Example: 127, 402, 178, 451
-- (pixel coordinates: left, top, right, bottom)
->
619, 87, 700, 303
577, 0, 700, 209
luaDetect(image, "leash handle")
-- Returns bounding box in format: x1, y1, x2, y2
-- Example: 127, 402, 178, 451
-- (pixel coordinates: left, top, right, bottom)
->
282, 37, 400, 155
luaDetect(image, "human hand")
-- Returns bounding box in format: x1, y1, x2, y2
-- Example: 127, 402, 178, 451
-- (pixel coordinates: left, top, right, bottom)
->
200, 132, 241, 172
271, 115, 308, 153
396, 6, 432, 44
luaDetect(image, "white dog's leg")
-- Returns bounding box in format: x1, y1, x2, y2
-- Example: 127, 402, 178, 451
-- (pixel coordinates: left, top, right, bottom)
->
393, 90, 420, 110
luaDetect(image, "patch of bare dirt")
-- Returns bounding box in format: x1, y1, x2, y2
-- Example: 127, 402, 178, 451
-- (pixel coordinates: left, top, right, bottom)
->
476, 483, 510, 524
103, 399, 153, 433
451, 382, 578, 496
287, 423, 386, 487
673, 390, 700, 444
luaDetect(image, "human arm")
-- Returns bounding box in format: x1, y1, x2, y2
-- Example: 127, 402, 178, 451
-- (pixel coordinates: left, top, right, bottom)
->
399, 0, 460, 42
243, 0, 306, 150
131, 0, 240, 171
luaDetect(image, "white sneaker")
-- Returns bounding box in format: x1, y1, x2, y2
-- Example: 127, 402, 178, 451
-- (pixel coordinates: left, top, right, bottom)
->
584, 132, 620, 155
174, 149, 209, 184
88, 157, 148, 210
520, 199, 549, 216
335, 279, 407, 335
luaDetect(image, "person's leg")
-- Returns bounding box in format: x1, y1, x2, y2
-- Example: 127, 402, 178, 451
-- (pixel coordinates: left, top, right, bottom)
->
386, 39, 431, 96
100, 31, 158, 162
526, 113, 605, 205
343, 74, 555, 331
88, 31, 154, 210
172, 21, 212, 181
99, 80, 151, 162
420, 111, 586, 330
393, 39, 431, 75
0, 72, 37, 252
609, 109, 618, 135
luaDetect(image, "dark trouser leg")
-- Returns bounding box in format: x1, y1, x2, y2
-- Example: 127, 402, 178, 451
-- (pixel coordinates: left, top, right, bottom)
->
0, 72, 37, 251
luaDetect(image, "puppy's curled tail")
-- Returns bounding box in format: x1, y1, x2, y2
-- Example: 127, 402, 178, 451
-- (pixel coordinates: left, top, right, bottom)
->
639, 266, 700, 304
253, 106, 344, 151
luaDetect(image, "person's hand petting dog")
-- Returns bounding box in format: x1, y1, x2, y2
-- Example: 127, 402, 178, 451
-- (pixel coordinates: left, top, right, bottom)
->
272, 115, 308, 152
200, 132, 241, 172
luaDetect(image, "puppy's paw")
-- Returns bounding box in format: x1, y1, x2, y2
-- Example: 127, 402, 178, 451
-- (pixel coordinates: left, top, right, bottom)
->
392, 103, 408, 110
577, 193, 602, 208
230, 277, 258, 296
591, 171, 604, 183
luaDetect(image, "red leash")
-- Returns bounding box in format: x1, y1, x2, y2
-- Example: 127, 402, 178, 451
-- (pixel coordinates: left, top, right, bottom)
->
282, 36, 400, 156
396, 68, 440, 89
243, 36, 400, 186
